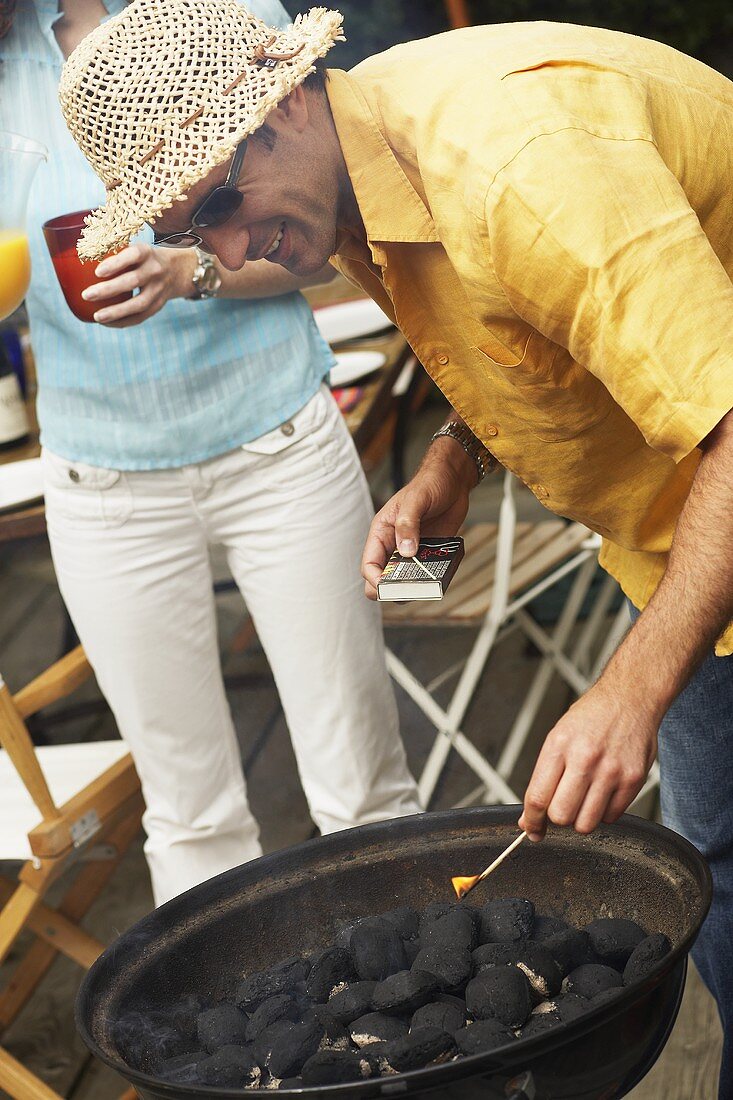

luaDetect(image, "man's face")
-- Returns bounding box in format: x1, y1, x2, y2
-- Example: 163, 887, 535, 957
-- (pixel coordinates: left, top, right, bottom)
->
151, 87, 340, 276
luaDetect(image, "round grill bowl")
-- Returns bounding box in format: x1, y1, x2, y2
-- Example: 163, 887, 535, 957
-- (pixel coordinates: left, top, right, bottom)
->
76, 807, 711, 1100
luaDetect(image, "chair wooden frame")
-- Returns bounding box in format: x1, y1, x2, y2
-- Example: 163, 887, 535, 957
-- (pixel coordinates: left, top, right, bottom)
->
384, 471, 660, 811
0, 647, 144, 1100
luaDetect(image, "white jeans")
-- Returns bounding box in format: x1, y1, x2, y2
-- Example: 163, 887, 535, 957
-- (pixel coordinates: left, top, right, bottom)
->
42, 386, 420, 905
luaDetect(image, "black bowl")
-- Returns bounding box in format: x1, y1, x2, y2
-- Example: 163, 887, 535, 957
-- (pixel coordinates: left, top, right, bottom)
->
76, 807, 711, 1100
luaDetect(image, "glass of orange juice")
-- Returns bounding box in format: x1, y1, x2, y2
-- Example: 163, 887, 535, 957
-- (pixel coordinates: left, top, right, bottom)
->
0, 132, 47, 321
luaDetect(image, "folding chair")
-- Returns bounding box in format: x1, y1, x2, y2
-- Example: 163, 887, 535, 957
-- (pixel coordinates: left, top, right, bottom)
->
0, 646, 144, 1100
383, 469, 660, 811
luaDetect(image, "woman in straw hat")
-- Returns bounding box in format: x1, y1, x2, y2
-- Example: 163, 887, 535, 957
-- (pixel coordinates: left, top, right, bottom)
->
1, 0, 420, 908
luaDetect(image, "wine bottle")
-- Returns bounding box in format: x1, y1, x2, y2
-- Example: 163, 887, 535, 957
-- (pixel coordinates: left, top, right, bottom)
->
0, 334, 30, 450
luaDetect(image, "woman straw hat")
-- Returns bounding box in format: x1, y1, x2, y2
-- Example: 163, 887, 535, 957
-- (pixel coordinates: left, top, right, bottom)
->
58, 0, 343, 261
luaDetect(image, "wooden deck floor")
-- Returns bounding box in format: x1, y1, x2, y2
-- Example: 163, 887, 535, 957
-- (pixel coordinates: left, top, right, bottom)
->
0, 430, 722, 1099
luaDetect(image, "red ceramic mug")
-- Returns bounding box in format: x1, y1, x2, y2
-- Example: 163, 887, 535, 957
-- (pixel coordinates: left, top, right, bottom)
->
42, 210, 132, 323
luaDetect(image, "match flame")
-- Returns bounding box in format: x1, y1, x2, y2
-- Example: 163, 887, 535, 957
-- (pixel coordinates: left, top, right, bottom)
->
451, 874, 480, 900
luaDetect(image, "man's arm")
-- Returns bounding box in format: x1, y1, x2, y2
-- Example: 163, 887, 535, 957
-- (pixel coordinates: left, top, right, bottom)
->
520, 405, 733, 840
84, 245, 336, 326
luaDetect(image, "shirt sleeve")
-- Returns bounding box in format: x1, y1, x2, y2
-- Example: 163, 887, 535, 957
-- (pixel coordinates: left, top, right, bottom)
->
484, 128, 733, 461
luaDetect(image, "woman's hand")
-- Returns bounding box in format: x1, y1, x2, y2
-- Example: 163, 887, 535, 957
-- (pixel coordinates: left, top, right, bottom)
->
82, 243, 197, 327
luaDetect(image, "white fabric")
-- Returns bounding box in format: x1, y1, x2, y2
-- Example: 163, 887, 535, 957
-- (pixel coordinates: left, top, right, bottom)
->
42, 386, 420, 905
0, 740, 129, 861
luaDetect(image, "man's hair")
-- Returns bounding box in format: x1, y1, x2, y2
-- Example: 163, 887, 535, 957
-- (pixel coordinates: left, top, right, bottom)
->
251, 59, 328, 151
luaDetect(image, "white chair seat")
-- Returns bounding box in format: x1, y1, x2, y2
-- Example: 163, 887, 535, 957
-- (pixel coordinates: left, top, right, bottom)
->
0, 740, 130, 860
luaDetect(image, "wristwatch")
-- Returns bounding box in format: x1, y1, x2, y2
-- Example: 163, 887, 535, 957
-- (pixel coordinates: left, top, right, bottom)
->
188, 247, 222, 300
430, 419, 497, 482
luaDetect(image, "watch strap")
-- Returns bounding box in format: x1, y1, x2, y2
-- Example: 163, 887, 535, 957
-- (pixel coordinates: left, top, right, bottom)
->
430, 420, 497, 482
188, 247, 222, 300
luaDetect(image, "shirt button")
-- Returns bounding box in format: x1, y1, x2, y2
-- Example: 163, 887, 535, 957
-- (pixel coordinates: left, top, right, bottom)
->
485, 424, 499, 437
534, 484, 549, 498
280, 422, 295, 437
68, 469, 80, 483
436, 353, 449, 366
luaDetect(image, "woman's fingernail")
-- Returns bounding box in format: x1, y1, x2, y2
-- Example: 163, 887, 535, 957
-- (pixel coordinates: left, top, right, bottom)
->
81, 288, 94, 300
94, 310, 108, 323
96, 262, 109, 277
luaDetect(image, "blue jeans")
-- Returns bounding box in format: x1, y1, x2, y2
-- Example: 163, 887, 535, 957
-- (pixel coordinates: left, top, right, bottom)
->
630, 605, 732, 1098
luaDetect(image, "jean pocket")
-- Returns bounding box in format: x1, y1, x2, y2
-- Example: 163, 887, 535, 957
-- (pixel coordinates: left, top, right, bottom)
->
239, 388, 339, 492
41, 449, 133, 528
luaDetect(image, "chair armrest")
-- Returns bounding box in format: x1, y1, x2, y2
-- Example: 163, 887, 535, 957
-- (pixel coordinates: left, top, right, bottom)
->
13, 646, 92, 720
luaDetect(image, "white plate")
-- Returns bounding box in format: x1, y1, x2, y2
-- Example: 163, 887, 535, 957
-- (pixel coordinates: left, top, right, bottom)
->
330, 351, 387, 388
0, 458, 44, 513
314, 298, 395, 344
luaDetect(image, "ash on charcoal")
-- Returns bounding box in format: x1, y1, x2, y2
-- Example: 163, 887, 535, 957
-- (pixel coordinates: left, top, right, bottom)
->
455, 1018, 515, 1054
268, 1017, 324, 1079
301, 1049, 370, 1085
372, 969, 438, 1014
514, 943, 563, 1000
197, 1003, 249, 1054
350, 922, 409, 981
349, 1011, 409, 1046
623, 932, 672, 985
465, 966, 532, 1028
306, 946, 355, 1002
381, 1026, 456, 1072
585, 918, 648, 968
246, 994, 301, 1041
411, 943, 472, 992
411, 999, 465, 1033
542, 928, 592, 976
327, 981, 378, 1025
237, 966, 303, 1012
358, 1042, 396, 1076
531, 916, 569, 941
480, 898, 535, 943
564, 964, 623, 999
422, 908, 477, 951
519, 1012, 560, 1039
554, 992, 590, 1022
198, 1044, 261, 1088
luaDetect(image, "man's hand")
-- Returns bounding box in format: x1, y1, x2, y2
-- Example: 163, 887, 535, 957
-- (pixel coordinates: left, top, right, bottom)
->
82, 243, 196, 327
361, 436, 477, 600
518, 670, 659, 841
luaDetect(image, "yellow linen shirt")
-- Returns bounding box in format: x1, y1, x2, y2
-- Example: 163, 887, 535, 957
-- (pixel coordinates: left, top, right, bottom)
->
326, 22, 733, 655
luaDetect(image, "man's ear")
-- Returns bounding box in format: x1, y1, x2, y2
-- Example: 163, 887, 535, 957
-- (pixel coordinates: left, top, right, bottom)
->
270, 83, 309, 133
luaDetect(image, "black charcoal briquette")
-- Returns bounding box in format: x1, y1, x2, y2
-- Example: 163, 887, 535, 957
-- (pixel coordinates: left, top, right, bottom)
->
411, 999, 465, 1033
306, 946, 355, 1002
349, 923, 408, 981
327, 981, 378, 1025
381, 1027, 456, 1072
197, 1003, 249, 1053
411, 944, 472, 992
585, 918, 647, 968
349, 1012, 409, 1047
301, 1049, 369, 1085
542, 928, 592, 977
480, 898, 534, 943
198, 1044, 261, 1088
246, 994, 301, 1041
372, 969, 438, 1014
422, 908, 477, 951
531, 916, 569, 941
465, 966, 532, 1028
623, 933, 672, 985
267, 1017, 324, 1079
564, 964, 623, 999
455, 1019, 514, 1054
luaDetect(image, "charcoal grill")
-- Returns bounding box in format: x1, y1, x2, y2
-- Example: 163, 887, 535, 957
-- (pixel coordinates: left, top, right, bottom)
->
76, 807, 711, 1100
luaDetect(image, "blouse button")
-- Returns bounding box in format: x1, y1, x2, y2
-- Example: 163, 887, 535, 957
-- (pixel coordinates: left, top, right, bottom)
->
280, 422, 295, 437
68, 469, 80, 483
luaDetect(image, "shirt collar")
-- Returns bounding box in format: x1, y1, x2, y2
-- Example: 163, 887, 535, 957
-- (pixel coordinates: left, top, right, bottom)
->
325, 68, 439, 247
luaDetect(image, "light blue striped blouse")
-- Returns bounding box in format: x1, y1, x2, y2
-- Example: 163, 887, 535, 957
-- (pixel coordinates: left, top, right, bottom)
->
1, 0, 334, 469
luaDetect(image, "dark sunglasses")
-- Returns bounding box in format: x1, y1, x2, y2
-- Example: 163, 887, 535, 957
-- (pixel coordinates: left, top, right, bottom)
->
153, 139, 248, 248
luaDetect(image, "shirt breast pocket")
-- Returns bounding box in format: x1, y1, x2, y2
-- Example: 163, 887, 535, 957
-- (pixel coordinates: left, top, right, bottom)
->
473, 332, 614, 442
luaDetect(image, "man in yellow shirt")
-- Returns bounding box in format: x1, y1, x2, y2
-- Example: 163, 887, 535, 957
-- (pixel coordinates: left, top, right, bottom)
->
60, 3, 733, 1089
